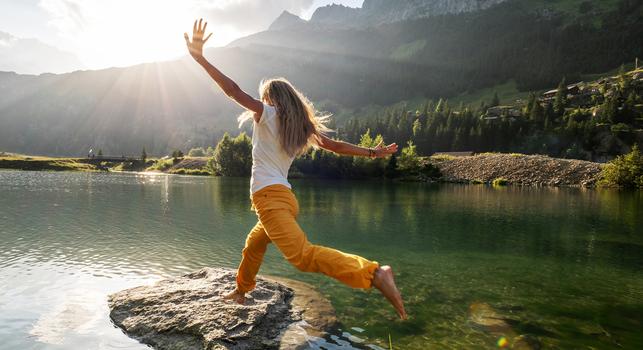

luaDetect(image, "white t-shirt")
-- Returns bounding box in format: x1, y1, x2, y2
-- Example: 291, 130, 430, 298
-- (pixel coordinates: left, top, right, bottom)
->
250, 103, 295, 194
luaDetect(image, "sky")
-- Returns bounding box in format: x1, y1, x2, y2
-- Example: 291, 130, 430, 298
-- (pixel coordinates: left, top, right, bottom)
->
0, 0, 364, 70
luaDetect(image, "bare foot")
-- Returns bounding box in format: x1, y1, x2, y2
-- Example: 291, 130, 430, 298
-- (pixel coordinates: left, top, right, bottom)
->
222, 288, 246, 304
372, 265, 407, 320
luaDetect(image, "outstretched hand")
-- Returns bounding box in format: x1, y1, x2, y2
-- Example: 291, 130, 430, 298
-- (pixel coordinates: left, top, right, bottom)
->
184, 18, 212, 61
372, 141, 398, 158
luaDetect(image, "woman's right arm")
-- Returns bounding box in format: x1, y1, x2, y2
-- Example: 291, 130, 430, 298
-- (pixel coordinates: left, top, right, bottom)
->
184, 19, 263, 120
317, 135, 397, 158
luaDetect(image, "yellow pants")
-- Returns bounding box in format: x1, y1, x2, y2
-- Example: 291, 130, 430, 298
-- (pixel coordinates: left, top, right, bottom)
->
235, 184, 379, 293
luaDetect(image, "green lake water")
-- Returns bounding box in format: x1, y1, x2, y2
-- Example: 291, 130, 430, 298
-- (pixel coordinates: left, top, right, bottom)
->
0, 170, 642, 349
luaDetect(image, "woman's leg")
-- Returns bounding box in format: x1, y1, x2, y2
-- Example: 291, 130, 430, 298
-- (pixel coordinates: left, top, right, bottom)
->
247, 185, 406, 319
235, 221, 271, 293
258, 206, 379, 289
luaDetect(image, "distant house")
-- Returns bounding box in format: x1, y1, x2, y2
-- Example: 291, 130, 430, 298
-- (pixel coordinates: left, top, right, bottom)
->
486, 105, 521, 118
542, 83, 582, 101
433, 151, 474, 157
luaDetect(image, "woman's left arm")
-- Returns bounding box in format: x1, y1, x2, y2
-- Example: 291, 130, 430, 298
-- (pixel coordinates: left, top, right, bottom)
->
184, 19, 263, 118
317, 135, 397, 158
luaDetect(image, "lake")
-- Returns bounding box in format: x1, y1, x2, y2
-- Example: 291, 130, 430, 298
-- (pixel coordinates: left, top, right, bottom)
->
1, 170, 642, 349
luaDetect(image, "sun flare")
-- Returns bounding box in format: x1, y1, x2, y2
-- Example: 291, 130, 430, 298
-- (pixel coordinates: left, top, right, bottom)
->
40, 0, 240, 69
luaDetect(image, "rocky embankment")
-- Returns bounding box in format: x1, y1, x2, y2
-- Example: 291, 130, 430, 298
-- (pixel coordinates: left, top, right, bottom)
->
433, 153, 603, 187
108, 267, 336, 350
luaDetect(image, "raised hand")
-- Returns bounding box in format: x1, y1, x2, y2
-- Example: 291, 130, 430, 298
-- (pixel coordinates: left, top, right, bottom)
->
372, 141, 398, 158
184, 18, 212, 61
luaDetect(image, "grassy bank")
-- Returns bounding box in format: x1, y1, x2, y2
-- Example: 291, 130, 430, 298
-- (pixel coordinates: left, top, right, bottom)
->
0, 153, 98, 171
0, 153, 213, 175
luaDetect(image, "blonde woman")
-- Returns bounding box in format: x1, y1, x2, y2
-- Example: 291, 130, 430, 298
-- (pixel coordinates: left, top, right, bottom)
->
185, 19, 407, 319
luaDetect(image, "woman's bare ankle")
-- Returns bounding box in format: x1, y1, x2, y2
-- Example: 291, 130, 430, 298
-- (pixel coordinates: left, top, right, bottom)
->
222, 288, 246, 304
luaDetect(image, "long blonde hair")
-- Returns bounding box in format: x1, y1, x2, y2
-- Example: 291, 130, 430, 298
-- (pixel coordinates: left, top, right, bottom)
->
239, 77, 331, 157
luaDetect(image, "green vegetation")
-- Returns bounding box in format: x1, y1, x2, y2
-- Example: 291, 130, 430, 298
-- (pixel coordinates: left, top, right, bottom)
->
110, 160, 151, 172
492, 178, 510, 186
599, 145, 643, 188
169, 168, 212, 176
340, 66, 643, 161
290, 129, 439, 180
187, 147, 206, 157
171, 150, 184, 159
207, 133, 252, 176
146, 158, 174, 172
0, 158, 97, 172
0, 153, 149, 172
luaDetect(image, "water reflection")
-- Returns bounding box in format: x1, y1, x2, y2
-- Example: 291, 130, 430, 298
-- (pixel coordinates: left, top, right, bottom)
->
0, 171, 642, 349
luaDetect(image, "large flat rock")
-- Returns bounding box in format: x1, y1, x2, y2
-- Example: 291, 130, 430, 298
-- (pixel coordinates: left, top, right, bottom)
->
108, 267, 336, 350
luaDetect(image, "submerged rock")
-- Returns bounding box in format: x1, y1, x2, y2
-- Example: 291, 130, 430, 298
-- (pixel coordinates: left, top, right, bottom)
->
108, 267, 336, 350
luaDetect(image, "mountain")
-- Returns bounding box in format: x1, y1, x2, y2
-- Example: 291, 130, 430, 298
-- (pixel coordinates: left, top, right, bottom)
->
309, 0, 509, 28
0, 0, 641, 156
269, 11, 307, 31
0, 54, 247, 157
0, 31, 83, 74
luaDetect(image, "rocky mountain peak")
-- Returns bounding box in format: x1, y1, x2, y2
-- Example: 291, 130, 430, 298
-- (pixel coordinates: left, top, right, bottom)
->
301, 0, 510, 29
268, 10, 307, 31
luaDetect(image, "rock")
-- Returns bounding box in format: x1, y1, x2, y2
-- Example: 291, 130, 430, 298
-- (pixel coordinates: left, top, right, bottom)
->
108, 268, 337, 350
434, 153, 603, 187
468, 302, 513, 333
513, 334, 541, 350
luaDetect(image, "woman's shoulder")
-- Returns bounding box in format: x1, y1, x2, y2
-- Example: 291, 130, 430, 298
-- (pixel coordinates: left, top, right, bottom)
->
258, 103, 277, 125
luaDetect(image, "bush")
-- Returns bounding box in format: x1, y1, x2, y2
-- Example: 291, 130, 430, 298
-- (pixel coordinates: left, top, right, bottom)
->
599, 144, 643, 188
208, 133, 252, 176
147, 159, 173, 172
187, 147, 206, 157
492, 177, 509, 186
398, 141, 421, 172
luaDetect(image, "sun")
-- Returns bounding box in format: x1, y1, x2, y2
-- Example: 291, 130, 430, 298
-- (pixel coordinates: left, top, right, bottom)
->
49, 0, 239, 69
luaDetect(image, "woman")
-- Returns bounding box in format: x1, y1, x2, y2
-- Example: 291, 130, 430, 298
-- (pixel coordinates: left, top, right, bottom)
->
185, 19, 407, 319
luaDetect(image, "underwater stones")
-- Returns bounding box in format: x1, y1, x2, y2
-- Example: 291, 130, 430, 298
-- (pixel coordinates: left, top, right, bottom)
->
468, 302, 542, 350
468, 302, 513, 333
108, 267, 336, 350
512, 334, 541, 350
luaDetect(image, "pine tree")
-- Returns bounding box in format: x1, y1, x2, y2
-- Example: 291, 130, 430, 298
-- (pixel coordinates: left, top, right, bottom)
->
412, 119, 422, 138
141, 147, 147, 162
490, 91, 500, 107
554, 77, 567, 117
435, 98, 445, 113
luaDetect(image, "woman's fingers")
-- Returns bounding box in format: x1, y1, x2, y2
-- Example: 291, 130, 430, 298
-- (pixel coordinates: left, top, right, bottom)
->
202, 21, 208, 33
193, 20, 198, 36
204, 32, 212, 43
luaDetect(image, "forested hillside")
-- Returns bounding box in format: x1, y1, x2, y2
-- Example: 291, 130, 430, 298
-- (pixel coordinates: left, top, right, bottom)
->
0, 0, 640, 157
338, 67, 643, 161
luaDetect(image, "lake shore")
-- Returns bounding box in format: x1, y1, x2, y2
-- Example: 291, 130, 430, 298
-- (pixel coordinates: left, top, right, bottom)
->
431, 153, 604, 187
1, 152, 605, 187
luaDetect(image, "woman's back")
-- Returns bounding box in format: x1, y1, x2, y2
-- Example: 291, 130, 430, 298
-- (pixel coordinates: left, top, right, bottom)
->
250, 103, 294, 194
